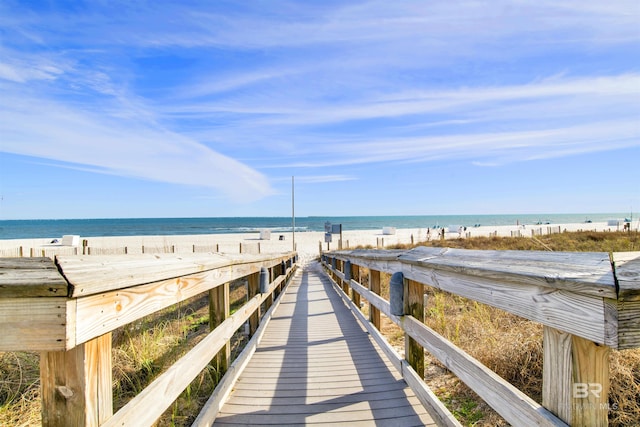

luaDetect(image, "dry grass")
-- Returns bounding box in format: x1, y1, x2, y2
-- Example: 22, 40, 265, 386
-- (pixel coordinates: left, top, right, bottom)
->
0, 352, 40, 426
396, 228, 640, 252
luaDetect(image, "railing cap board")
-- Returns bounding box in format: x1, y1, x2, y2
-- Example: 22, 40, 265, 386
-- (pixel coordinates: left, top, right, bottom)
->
402, 247, 616, 299
0, 252, 295, 299
327, 248, 640, 349
0, 257, 68, 297
330, 247, 618, 299
612, 252, 640, 301
57, 252, 296, 297
342, 248, 409, 260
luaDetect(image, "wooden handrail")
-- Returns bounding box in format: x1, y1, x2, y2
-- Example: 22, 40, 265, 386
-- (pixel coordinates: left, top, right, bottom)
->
0, 252, 296, 351
0, 252, 298, 427
322, 247, 640, 427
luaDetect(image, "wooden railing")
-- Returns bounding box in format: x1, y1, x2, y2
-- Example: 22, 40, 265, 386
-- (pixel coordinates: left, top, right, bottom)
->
0, 251, 298, 426
321, 247, 640, 427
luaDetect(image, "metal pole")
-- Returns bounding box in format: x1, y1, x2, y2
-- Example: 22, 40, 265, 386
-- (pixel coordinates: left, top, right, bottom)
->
292, 176, 295, 252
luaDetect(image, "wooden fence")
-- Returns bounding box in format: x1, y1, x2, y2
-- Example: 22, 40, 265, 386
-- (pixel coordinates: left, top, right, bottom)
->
0, 241, 289, 258
321, 247, 640, 427
0, 251, 297, 426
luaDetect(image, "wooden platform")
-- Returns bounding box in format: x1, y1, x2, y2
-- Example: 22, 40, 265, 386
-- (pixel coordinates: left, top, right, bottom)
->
213, 261, 436, 426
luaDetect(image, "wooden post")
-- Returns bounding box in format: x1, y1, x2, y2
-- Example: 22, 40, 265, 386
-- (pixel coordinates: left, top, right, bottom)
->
542, 326, 610, 426
351, 264, 361, 308
404, 279, 424, 378
40, 333, 113, 427
272, 265, 279, 298
247, 272, 259, 336
209, 282, 230, 377
277, 261, 286, 296
331, 258, 337, 284
369, 269, 381, 330
266, 267, 273, 308
340, 260, 350, 296
261, 267, 273, 311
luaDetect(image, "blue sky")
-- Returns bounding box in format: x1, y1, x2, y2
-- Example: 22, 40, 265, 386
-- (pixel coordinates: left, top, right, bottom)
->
0, 1, 639, 219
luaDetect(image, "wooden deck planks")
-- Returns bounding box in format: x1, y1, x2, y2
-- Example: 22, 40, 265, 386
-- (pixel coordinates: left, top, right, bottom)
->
213, 262, 435, 426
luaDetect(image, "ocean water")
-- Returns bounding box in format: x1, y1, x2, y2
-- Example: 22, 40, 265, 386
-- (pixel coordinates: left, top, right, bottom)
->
0, 213, 628, 240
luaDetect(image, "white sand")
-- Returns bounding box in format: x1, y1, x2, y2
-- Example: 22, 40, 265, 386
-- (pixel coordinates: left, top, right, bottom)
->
0, 221, 625, 262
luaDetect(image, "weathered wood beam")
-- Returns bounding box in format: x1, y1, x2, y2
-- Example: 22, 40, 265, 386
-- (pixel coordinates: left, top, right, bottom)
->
0, 257, 68, 297
210, 282, 230, 375
0, 298, 74, 351
612, 252, 640, 349
247, 272, 259, 336
41, 333, 112, 427
332, 247, 617, 298
612, 252, 640, 301
368, 269, 381, 330
405, 278, 424, 378
74, 264, 257, 347
57, 252, 295, 297
329, 248, 624, 348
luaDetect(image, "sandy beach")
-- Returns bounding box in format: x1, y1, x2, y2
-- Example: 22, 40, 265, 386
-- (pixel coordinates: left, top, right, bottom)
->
0, 221, 628, 263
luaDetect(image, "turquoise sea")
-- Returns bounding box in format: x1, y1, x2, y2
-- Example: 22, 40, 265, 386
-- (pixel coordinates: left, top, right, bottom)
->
0, 213, 629, 240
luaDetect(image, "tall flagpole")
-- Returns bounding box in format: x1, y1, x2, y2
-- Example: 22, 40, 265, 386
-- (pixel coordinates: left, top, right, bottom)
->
292, 176, 295, 252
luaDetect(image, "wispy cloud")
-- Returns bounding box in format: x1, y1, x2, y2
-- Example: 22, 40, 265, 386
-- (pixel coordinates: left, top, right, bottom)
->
0, 0, 638, 215
0, 87, 274, 201
165, 73, 640, 169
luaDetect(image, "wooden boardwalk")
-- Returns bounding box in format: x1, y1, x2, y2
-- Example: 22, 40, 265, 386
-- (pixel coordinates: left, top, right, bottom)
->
213, 261, 436, 426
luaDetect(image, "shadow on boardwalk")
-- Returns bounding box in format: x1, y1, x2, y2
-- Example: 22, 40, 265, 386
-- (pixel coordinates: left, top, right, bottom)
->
213, 261, 435, 426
